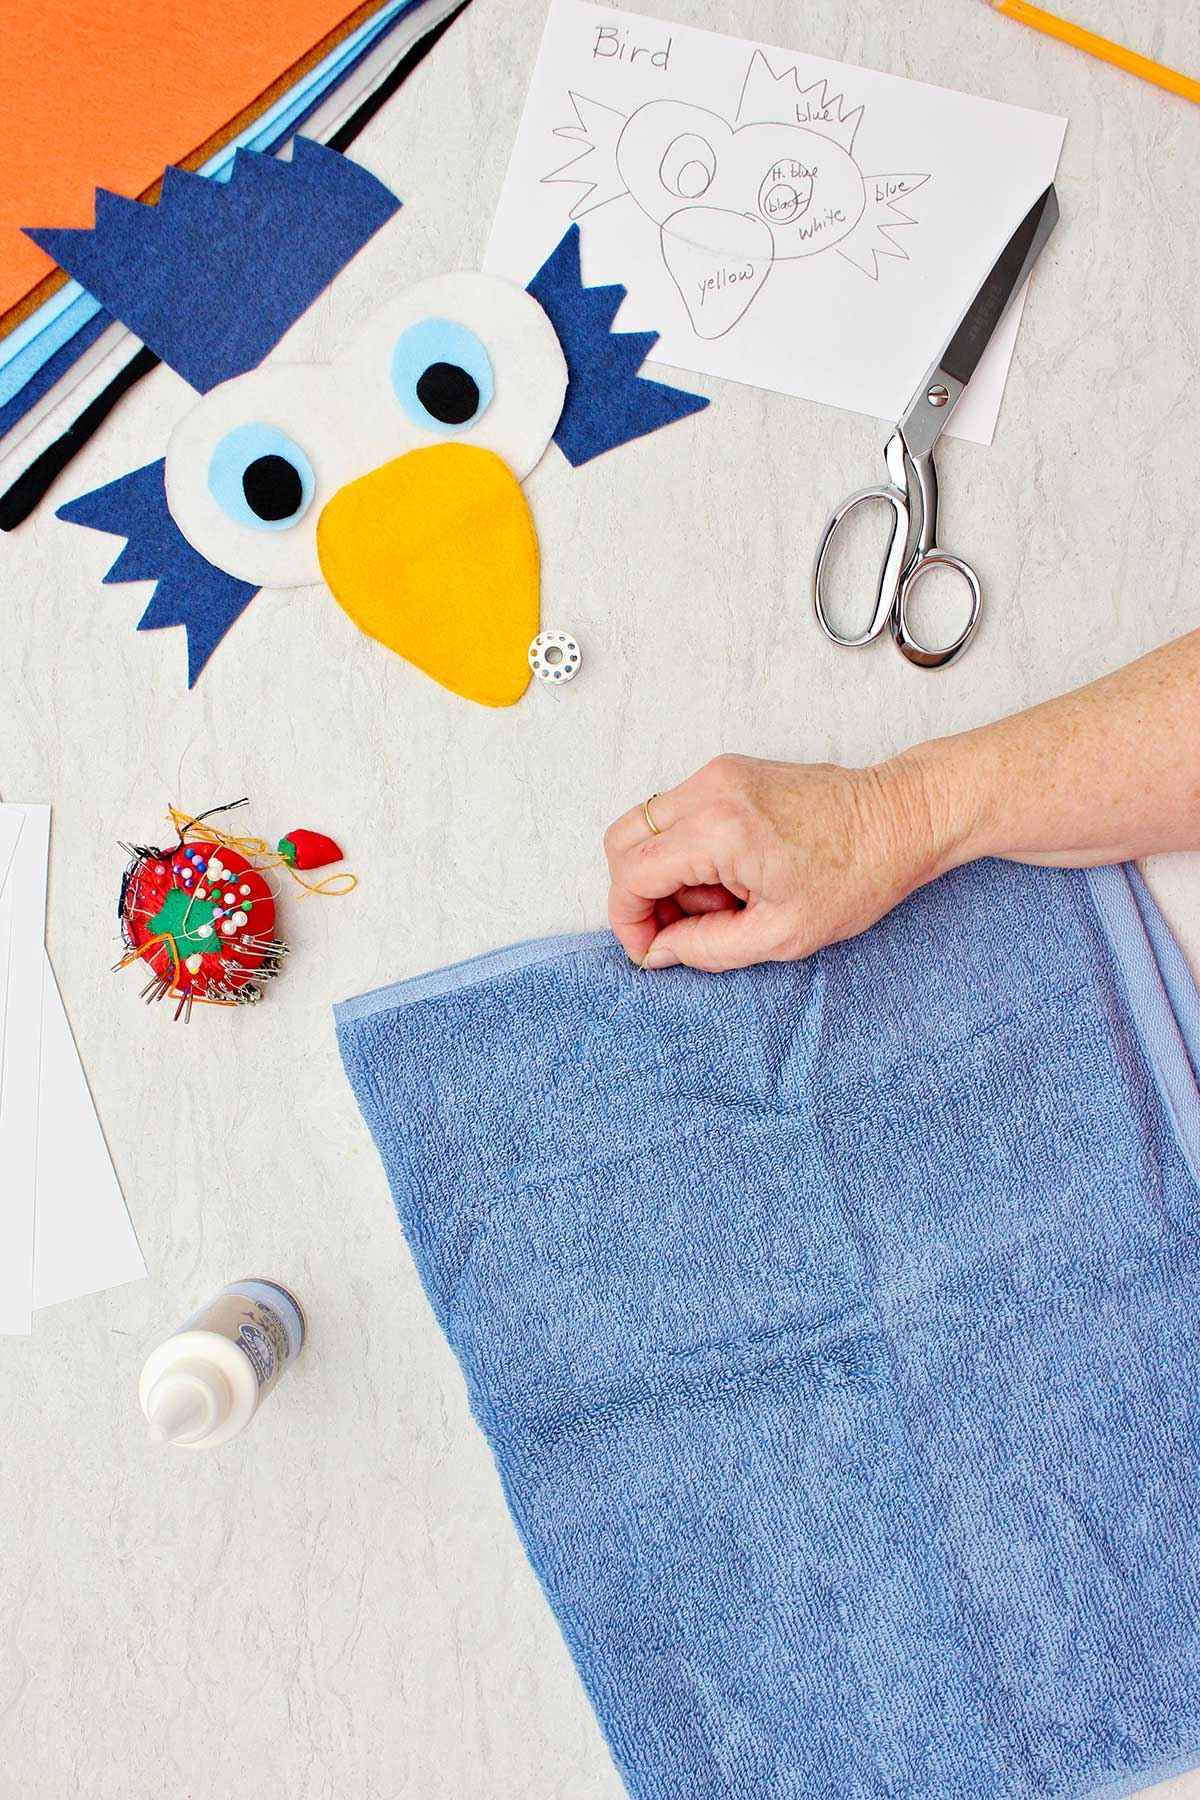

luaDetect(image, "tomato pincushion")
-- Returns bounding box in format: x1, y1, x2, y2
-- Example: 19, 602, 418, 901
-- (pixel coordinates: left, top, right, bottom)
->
120, 837, 281, 1005
117, 802, 355, 1020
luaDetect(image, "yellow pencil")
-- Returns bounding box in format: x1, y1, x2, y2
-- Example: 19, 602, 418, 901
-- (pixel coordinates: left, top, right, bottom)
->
991, 0, 1200, 105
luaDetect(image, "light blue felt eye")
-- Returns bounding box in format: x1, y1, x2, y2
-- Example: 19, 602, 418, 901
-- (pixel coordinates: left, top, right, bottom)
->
207, 424, 315, 531
391, 319, 494, 432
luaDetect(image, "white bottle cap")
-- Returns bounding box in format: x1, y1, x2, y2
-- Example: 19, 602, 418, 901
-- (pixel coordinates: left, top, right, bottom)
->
144, 1367, 227, 1446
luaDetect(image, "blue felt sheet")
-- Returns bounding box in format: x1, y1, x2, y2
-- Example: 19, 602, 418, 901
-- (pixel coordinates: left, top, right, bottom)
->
336, 858, 1200, 1800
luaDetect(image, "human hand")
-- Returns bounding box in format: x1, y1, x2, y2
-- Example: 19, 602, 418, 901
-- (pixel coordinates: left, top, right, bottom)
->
603, 752, 954, 971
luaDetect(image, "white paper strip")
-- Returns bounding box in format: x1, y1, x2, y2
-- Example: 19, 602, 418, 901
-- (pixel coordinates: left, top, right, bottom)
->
32, 955, 146, 1312
0, 804, 50, 1334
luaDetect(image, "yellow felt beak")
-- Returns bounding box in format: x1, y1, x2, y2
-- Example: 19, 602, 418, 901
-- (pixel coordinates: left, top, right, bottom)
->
316, 442, 538, 708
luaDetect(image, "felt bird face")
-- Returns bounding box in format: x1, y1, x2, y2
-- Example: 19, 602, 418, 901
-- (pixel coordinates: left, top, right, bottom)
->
164, 274, 567, 705
32, 141, 706, 704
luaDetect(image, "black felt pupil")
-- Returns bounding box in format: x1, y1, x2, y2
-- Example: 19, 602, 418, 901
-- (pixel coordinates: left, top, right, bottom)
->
242, 454, 304, 521
416, 362, 480, 425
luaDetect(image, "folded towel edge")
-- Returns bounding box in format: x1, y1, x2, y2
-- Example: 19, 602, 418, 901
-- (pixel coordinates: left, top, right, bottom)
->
1086, 863, 1200, 1192
332, 927, 614, 1027
1081, 1744, 1200, 1800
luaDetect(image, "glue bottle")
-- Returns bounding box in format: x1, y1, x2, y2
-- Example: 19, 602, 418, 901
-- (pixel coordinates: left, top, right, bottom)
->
139, 1278, 305, 1449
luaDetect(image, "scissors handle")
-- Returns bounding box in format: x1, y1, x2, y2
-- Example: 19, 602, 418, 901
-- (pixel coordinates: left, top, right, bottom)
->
812, 480, 910, 649
813, 431, 983, 669
892, 550, 982, 669
894, 440, 982, 667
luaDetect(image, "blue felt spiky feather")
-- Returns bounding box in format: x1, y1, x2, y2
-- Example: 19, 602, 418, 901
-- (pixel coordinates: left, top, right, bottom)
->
57, 461, 258, 686
526, 224, 708, 466
27, 139, 401, 393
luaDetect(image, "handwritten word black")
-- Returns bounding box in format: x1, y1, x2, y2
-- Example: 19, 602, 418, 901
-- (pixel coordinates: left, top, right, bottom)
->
592, 26, 672, 68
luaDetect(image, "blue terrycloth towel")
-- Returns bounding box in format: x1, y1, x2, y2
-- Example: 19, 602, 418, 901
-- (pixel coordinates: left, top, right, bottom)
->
335, 860, 1200, 1800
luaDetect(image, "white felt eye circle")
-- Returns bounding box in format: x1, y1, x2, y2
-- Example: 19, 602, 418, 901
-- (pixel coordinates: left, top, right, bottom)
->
207, 424, 315, 531
165, 363, 349, 588
391, 319, 494, 433
337, 272, 567, 483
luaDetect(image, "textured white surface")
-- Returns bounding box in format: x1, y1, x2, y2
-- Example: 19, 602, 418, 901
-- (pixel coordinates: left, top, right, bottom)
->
0, 0, 1198, 1794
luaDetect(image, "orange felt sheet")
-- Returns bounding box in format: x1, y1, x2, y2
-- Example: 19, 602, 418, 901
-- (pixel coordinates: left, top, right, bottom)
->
0, 0, 382, 317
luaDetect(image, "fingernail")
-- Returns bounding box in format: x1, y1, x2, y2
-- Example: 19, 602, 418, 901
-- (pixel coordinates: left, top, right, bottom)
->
642, 943, 679, 970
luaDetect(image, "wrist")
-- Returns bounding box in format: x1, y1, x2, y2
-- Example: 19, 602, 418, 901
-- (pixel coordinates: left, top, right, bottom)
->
877, 733, 990, 882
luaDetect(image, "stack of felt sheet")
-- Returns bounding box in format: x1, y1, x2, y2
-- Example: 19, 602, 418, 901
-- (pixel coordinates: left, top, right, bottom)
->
0, 0, 466, 513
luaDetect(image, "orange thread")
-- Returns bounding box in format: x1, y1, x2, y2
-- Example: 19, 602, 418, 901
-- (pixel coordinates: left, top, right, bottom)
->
166, 805, 358, 896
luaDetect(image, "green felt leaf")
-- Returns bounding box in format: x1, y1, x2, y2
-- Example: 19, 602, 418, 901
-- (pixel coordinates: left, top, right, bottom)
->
149, 884, 216, 958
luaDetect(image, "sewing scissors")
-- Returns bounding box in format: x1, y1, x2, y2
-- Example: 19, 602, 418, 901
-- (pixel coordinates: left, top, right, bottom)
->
813, 184, 1059, 669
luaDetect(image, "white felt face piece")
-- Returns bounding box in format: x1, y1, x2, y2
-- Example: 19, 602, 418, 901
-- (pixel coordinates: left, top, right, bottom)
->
163, 272, 568, 589
164, 362, 345, 587
337, 270, 568, 484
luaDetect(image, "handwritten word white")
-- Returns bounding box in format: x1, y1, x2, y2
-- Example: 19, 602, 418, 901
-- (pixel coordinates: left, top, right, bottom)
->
796, 207, 847, 242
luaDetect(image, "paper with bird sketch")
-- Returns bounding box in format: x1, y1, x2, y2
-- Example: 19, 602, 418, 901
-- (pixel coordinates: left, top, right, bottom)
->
486, 0, 1067, 444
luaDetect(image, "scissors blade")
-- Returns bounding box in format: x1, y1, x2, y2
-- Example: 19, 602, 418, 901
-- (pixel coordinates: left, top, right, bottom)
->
901, 184, 1059, 450
941, 184, 1059, 385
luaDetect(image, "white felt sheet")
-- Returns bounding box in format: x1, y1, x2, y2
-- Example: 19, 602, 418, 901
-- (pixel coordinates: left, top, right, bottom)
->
32, 955, 146, 1313
0, 802, 145, 1332
0, 804, 49, 1334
